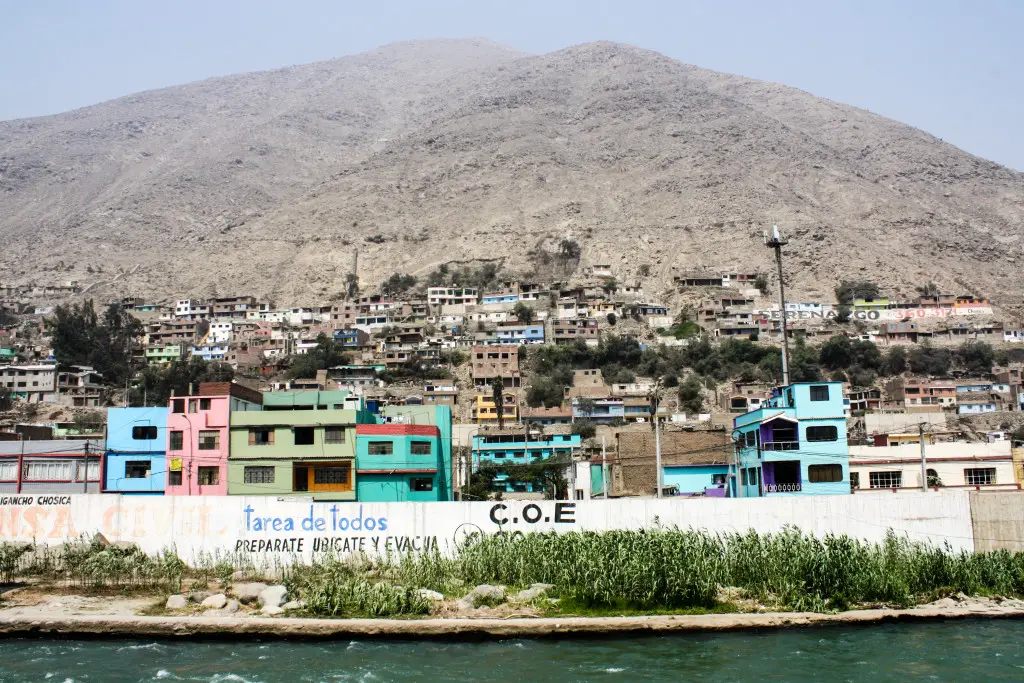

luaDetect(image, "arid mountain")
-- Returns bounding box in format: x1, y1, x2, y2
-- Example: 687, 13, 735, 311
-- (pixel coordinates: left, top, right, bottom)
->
2, 39, 1023, 311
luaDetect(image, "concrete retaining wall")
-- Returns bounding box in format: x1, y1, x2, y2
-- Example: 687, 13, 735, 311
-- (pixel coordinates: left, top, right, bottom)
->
0, 490, 998, 561
969, 491, 1024, 551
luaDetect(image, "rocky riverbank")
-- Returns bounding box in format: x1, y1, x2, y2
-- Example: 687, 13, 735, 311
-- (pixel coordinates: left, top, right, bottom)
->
1, 586, 1023, 639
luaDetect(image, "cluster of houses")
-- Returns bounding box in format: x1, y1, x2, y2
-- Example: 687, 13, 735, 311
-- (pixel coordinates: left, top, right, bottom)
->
0, 382, 453, 502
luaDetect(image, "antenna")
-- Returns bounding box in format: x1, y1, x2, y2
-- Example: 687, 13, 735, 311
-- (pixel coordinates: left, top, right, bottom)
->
764, 224, 791, 389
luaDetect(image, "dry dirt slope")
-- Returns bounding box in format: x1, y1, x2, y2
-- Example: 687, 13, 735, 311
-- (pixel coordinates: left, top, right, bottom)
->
1, 40, 1022, 309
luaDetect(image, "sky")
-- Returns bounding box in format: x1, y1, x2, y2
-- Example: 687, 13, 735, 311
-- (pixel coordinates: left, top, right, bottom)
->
1, 0, 1022, 170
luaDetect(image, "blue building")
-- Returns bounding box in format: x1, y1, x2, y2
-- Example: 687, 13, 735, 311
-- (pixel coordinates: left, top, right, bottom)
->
571, 397, 625, 423
104, 406, 169, 494
333, 328, 369, 348
482, 293, 520, 305
663, 464, 730, 497
733, 382, 850, 497
495, 324, 545, 345
472, 432, 581, 493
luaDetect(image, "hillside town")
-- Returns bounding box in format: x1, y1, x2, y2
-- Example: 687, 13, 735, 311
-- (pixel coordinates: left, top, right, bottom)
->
0, 253, 1022, 503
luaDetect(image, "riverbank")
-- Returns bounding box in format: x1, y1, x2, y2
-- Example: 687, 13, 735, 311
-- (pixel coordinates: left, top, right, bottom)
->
2, 599, 1024, 639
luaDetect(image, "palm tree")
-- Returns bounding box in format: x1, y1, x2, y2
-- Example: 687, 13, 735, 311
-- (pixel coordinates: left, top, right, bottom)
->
491, 378, 505, 431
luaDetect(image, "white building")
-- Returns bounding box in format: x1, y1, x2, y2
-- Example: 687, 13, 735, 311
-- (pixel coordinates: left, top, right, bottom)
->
849, 440, 1016, 491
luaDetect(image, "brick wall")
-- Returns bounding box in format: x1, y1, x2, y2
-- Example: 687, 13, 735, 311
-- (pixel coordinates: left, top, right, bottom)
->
613, 429, 731, 495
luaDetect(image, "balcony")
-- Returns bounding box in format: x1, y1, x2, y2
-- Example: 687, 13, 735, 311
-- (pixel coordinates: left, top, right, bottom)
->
765, 483, 802, 493
761, 441, 799, 451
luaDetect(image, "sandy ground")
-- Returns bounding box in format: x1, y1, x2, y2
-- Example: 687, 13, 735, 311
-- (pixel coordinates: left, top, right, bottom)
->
1, 586, 1024, 638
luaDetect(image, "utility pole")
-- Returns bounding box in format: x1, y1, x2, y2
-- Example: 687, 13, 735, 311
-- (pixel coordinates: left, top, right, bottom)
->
919, 423, 928, 492
82, 441, 90, 493
655, 405, 663, 499
765, 224, 791, 389
601, 436, 608, 499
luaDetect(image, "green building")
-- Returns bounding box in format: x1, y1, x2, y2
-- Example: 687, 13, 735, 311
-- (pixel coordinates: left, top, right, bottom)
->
227, 392, 376, 500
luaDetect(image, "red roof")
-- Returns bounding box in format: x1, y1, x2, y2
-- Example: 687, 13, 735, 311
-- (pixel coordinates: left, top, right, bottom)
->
356, 424, 439, 437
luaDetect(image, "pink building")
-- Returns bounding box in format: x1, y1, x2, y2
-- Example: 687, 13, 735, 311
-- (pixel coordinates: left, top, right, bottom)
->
165, 382, 263, 496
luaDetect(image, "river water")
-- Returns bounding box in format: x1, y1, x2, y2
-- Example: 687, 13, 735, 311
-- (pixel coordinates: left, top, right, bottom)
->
0, 620, 1022, 682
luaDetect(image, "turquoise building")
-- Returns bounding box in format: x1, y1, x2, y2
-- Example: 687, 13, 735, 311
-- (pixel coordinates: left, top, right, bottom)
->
663, 464, 730, 497
733, 382, 850, 497
354, 405, 452, 502
472, 432, 581, 493
104, 406, 169, 494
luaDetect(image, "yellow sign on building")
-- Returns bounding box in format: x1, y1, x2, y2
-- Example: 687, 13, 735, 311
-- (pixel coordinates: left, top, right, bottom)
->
169, 458, 182, 472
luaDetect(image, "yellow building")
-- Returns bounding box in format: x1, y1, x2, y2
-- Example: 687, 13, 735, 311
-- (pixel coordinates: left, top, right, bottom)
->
473, 392, 519, 423
1013, 447, 1024, 486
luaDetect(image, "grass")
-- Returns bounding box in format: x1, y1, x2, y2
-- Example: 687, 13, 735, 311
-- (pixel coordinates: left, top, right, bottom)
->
5, 527, 1024, 617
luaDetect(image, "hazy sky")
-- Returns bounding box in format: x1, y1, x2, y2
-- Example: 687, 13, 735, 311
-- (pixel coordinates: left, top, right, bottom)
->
2, 0, 1022, 169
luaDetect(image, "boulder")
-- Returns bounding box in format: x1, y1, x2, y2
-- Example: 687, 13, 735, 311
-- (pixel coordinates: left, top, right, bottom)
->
222, 599, 241, 614
261, 605, 284, 616
513, 583, 553, 602
417, 589, 445, 602
201, 593, 228, 609
232, 582, 269, 605
258, 585, 289, 609
463, 584, 506, 608
188, 591, 213, 604
282, 600, 306, 611
165, 595, 188, 610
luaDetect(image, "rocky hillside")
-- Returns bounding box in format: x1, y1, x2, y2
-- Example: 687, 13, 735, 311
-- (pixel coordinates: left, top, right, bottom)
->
1, 39, 1022, 309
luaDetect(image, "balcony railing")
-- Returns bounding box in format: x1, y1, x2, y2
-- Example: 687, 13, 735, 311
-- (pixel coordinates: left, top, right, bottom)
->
762, 441, 800, 451
765, 483, 802, 493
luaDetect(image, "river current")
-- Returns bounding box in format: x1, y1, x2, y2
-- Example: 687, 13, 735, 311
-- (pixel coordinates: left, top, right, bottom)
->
0, 619, 1022, 682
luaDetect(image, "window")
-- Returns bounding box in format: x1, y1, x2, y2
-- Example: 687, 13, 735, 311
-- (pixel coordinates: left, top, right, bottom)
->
806, 426, 838, 442
188, 399, 198, 413
0, 461, 16, 481
169, 471, 182, 486
125, 461, 151, 479
410, 441, 432, 455
965, 468, 996, 486
809, 385, 830, 402
314, 465, 350, 485
75, 461, 100, 482
712, 473, 727, 485
850, 472, 860, 490
808, 464, 843, 483
410, 478, 434, 492
169, 431, 184, 451
869, 471, 902, 489
249, 429, 274, 446
197, 466, 219, 486
324, 427, 346, 444
199, 398, 211, 411
278, 426, 307, 447
244, 466, 276, 484
368, 441, 393, 455
24, 461, 72, 481
132, 425, 158, 440
198, 431, 220, 450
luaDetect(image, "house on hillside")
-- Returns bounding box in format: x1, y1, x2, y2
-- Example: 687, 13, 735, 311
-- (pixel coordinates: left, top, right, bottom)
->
733, 382, 850, 497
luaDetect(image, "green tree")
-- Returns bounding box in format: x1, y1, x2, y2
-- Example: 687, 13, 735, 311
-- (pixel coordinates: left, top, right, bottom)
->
526, 376, 566, 408
956, 341, 994, 375
788, 337, 822, 382
380, 273, 417, 297
45, 299, 143, 387
571, 418, 596, 439
908, 344, 952, 376
606, 312, 617, 326
491, 378, 505, 431
134, 358, 234, 406
511, 302, 536, 324
834, 280, 881, 305
884, 346, 907, 375
677, 375, 703, 414
286, 334, 349, 379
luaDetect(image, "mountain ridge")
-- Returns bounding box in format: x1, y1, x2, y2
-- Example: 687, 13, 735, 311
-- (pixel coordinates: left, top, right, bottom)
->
1, 39, 1021, 311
